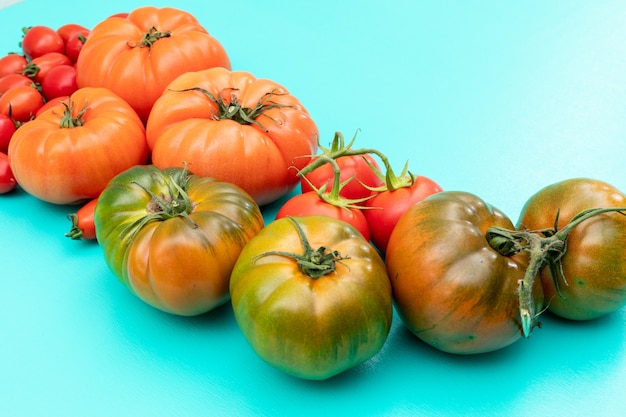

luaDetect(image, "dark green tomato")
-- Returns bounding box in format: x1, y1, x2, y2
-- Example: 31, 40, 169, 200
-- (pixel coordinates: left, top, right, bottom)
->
229, 215, 392, 380
517, 178, 626, 320
94, 165, 264, 316
386, 191, 543, 354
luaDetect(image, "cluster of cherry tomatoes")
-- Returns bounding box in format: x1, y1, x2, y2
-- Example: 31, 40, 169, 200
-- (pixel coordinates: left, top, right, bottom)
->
0, 22, 93, 193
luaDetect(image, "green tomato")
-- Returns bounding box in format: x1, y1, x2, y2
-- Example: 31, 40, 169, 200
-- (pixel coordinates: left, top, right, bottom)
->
94, 165, 264, 316
230, 216, 392, 380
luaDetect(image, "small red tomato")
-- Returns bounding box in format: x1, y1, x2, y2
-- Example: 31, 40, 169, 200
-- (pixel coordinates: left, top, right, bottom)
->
35, 96, 69, 118
0, 85, 44, 123
56, 23, 89, 44
21, 26, 65, 60
0, 152, 17, 194
276, 191, 371, 241
41, 65, 78, 100
22, 52, 72, 84
65, 197, 98, 240
0, 73, 34, 95
64, 30, 90, 63
0, 114, 17, 153
0, 54, 28, 78
365, 175, 443, 253
302, 154, 384, 203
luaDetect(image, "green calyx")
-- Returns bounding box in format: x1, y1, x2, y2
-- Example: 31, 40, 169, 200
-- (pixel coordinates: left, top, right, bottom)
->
171, 87, 290, 132
131, 26, 171, 48
255, 217, 350, 279
124, 166, 198, 242
486, 207, 626, 338
59, 101, 88, 128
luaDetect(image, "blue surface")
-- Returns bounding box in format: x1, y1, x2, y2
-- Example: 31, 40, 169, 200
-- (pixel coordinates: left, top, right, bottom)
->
2, 1, 626, 416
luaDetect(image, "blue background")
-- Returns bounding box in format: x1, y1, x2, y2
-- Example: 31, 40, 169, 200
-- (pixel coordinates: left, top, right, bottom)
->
1, 1, 625, 416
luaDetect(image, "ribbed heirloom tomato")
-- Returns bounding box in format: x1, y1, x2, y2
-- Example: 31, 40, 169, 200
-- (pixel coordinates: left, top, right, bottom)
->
95, 165, 264, 316
8, 87, 148, 204
516, 178, 626, 321
76, 6, 231, 123
146, 67, 319, 206
385, 191, 544, 354
230, 216, 392, 379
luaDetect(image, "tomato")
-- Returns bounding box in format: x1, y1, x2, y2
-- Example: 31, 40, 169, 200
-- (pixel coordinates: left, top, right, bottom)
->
0, 152, 17, 194
146, 67, 319, 205
0, 73, 35, 95
8, 87, 148, 204
230, 215, 392, 379
95, 165, 264, 316
386, 191, 544, 354
364, 175, 442, 253
0, 85, 44, 123
64, 30, 89, 63
516, 178, 626, 321
23, 52, 72, 84
21, 26, 65, 60
301, 154, 384, 202
0, 114, 17, 153
56, 23, 89, 44
65, 197, 98, 240
276, 191, 371, 241
0, 54, 28, 78
76, 6, 231, 123
35, 96, 69, 117
40, 65, 78, 100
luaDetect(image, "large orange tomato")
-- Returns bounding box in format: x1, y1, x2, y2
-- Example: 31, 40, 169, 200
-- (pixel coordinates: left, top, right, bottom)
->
75, 6, 230, 123
8, 87, 148, 204
146, 67, 319, 206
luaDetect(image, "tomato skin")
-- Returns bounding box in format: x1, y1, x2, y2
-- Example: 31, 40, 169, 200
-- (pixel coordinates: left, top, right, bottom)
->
0, 73, 35, 95
21, 26, 65, 60
146, 67, 319, 206
40, 65, 78, 100
230, 215, 392, 379
0, 85, 44, 123
66, 197, 98, 240
56, 23, 89, 45
35, 96, 68, 117
0, 152, 17, 194
516, 178, 626, 320
386, 191, 543, 354
23, 52, 72, 84
0, 54, 28, 78
95, 165, 264, 316
276, 191, 371, 241
301, 154, 384, 202
0, 114, 17, 153
76, 6, 231, 123
364, 175, 442, 253
8, 87, 148, 204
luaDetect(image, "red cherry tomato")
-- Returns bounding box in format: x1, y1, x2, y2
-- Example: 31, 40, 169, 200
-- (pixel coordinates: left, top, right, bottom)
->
0, 85, 44, 123
35, 96, 69, 117
365, 175, 443, 253
276, 191, 371, 241
302, 154, 384, 203
65, 197, 98, 240
56, 23, 89, 44
21, 26, 65, 60
0, 54, 28, 78
64, 30, 90, 63
0, 151, 17, 194
23, 52, 72, 84
0, 73, 34, 95
0, 114, 17, 153
41, 65, 78, 100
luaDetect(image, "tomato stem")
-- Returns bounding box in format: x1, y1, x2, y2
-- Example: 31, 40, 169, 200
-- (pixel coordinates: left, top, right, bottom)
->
130, 27, 171, 48
486, 206, 626, 338
254, 217, 350, 279
59, 101, 88, 128
297, 131, 415, 192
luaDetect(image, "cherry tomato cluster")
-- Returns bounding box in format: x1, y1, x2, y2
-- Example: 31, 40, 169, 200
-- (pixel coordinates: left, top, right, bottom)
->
0, 23, 90, 155
276, 131, 443, 253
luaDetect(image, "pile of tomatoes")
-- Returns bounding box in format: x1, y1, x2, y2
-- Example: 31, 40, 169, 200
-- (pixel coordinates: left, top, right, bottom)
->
1, 6, 625, 382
